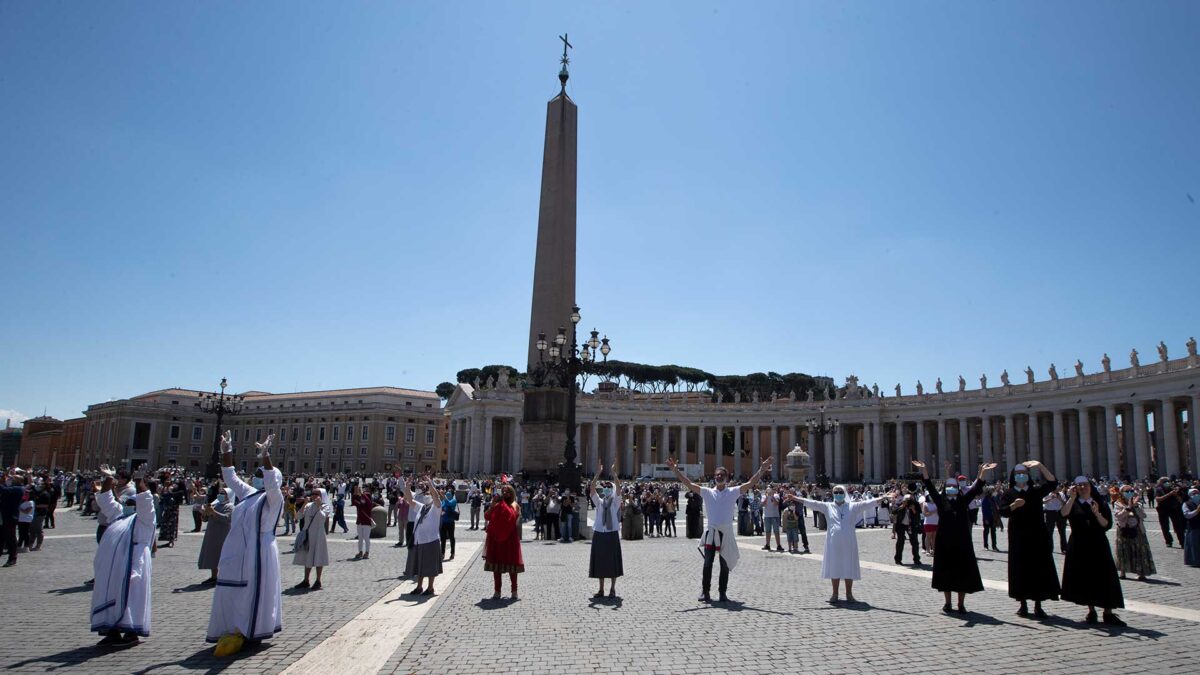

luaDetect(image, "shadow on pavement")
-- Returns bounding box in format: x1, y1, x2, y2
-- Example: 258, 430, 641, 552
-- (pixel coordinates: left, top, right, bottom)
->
45, 584, 92, 596
676, 600, 793, 616
172, 582, 215, 594
587, 596, 624, 610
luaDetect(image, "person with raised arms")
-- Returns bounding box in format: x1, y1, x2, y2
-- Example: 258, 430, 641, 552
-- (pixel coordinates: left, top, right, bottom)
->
588, 459, 623, 599
207, 432, 285, 656
668, 455, 773, 603
89, 465, 155, 647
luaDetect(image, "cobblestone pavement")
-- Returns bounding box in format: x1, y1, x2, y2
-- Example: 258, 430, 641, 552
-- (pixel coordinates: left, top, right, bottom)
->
2, 508, 1197, 674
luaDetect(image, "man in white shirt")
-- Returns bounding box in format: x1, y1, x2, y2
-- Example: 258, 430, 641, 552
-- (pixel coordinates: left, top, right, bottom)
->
669, 455, 773, 603
1043, 487, 1067, 553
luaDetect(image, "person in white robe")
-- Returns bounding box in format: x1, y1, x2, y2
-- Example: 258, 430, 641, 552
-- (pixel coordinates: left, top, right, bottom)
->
207, 432, 285, 650
292, 487, 331, 590
669, 455, 773, 603
794, 485, 886, 603
90, 465, 155, 647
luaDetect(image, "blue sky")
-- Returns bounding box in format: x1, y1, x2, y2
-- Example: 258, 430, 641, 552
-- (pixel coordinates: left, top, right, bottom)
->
2, 1, 1198, 424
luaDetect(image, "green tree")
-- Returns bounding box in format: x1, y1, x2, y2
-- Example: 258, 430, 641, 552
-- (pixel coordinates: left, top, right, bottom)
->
435, 382, 456, 400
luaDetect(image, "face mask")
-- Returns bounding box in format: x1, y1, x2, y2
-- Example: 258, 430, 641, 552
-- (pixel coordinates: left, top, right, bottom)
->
1122, 491, 1135, 500
420, 495, 433, 505
946, 486, 959, 496
833, 494, 845, 503
1013, 473, 1029, 484
252, 477, 264, 490
601, 488, 613, 499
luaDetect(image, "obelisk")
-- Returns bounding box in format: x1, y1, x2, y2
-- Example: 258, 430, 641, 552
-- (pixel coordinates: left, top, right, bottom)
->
521, 36, 577, 476
526, 40, 577, 372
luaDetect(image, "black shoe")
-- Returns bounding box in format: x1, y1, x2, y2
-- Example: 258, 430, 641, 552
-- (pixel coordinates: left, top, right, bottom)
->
942, 603, 953, 614
1102, 612, 1126, 627
1017, 603, 1029, 617
802, 548, 810, 554
718, 594, 729, 603
1033, 606, 1048, 619
895, 558, 903, 565
119, 634, 140, 646
698, 593, 711, 603
294, 580, 310, 589
914, 559, 922, 566
97, 632, 123, 647
955, 606, 967, 614
201, 577, 217, 586
421, 588, 434, 596
761, 545, 771, 550
593, 592, 605, 598
1086, 609, 1098, 624
311, 581, 322, 591
776, 546, 785, 552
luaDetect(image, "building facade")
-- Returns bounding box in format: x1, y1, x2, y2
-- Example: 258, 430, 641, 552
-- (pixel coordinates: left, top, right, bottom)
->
446, 342, 1200, 482
0, 419, 22, 467
81, 386, 447, 474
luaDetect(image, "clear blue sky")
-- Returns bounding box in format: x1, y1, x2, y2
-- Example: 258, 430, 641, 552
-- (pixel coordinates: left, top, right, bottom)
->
2, 1, 1198, 424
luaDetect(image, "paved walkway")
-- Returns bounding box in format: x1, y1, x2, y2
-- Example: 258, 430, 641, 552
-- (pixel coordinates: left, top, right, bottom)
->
1, 506, 1197, 674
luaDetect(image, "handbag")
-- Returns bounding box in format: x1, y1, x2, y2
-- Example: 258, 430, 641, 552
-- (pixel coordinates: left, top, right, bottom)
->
296, 514, 315, 551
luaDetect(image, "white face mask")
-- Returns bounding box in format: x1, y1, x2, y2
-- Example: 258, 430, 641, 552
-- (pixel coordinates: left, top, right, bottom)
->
420, 494, 433, 505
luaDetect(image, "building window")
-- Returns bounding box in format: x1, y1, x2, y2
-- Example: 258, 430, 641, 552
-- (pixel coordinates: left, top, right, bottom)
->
170, 425, 180, 440
424, 449, 434, 458
190, 446, 200, 455
361, 425, 368, 441
292, 427, 299, 442
331, 447, 338, 456
425, 428, 435, 444
405, 448, 414, 458
231, 428, 239, 442
405, 427, 416, 443
359, 447, 367, 456
346, 425, 354, 441
168, 445, 179, 455
192, 426, 203, 441
256, 428, 263, 442
304, 448, 311, 456
277, 428, 284, 442
318, 426, 326, 441
359, 462, 366, 471
305, 427, 313, 442
332, 426, 340, 441
385, 425, 395, 442
384, 447, 395, 457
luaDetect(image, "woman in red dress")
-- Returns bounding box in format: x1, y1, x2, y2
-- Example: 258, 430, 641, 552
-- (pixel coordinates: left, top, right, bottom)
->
484, 483, 524, 600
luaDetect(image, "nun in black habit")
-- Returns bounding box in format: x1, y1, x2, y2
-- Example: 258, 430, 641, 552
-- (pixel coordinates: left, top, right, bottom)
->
998, 460, 1059, 618
685, 491, 703, 539
1060, 476, 1126, 626
914, 459, 997, 614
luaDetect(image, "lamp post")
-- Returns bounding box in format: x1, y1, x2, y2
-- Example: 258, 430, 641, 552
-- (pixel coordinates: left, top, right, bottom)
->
805, 406, 839, 484
196, 377, 245, 480
531, 304, 611, 497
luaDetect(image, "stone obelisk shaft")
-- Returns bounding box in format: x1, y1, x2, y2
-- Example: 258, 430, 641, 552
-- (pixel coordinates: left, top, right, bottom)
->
526, 93, 577, 371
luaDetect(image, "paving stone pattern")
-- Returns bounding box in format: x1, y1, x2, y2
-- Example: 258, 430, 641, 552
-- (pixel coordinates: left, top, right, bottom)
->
1, 508, 1197, 674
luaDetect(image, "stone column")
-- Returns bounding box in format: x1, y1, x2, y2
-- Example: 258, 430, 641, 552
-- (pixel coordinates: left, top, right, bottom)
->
981, 416, 995, 467
469, 415, 483, 474
1052, 410, 1066, 479
1078, 408, 1093, 478
1132, 402, 1149, 478
751, 425, 760, 469
697, 425, 707, 476
481, 415, 494, 474
515, 420, 525, 472
897, 423, 908, 470
770, 425, 780, 474
937, 419, 948, 476
641, 425, 652, 470
823, 431, 833, 480
1065, 411, 1079, 477
1161, 399, 1180, 477
1004, 415, 1016, 469
734, 426, 743, 477
624, 424, 635, 476
832, 427, 844, 480
958, 419, 970, 471
1028, 413, 1041, 461
862, 423, 874, 481
872, 422, 884, 481
916, 422, 929, 469
1191, 397, 1200, 476
607, 422, 618, 470
660, 423, 671, 462
1104, 404, 1120, 478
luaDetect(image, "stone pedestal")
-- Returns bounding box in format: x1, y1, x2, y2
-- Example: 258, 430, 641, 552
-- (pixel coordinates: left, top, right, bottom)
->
521, 388, 569, 473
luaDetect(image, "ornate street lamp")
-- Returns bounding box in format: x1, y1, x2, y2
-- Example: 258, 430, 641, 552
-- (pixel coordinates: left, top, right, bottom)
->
196, 377, 245, 480
531, 304, 612, 499
805, 406, 839, 484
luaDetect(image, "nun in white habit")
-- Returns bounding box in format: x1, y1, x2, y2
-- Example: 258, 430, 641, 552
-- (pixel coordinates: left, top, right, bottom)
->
90, 466, 156, 647
207, 432, 285, 650
797, 485, 886, 603
292, 487, 331, 590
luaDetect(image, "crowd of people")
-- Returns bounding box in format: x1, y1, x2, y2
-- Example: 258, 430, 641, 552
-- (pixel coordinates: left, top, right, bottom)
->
2, 433, 1200, 653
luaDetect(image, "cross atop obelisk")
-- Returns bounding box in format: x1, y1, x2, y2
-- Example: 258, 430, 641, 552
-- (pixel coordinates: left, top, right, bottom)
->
558, 33, 572, 92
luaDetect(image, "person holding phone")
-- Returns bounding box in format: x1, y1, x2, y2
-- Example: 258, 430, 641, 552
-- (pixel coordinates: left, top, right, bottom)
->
90, 466, 155, 647
1060, 477, 1125, 626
